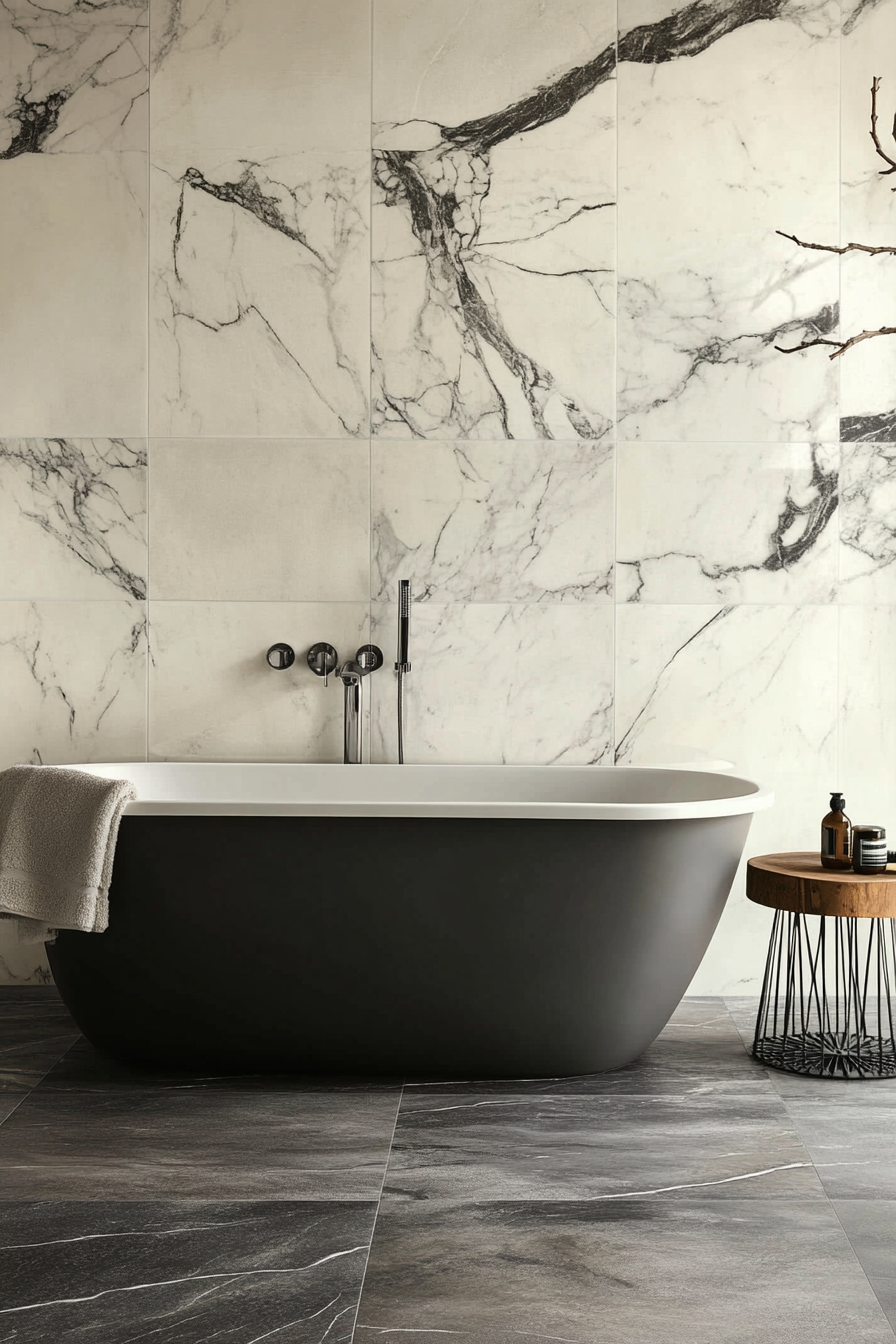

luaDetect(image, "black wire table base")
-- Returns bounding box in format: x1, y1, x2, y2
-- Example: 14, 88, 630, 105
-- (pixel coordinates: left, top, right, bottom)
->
753, 910, 896, 1079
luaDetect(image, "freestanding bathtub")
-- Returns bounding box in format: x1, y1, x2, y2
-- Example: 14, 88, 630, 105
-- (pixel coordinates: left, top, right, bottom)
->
47, 763, 773, 1077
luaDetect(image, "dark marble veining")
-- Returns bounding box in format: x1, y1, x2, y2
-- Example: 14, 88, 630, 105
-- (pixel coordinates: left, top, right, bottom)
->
0, 438, 147, 599
0, 1089, 400, 1201
0, 1200, 374, 1343
0, 0, 147, 159
842, 411, 896, 443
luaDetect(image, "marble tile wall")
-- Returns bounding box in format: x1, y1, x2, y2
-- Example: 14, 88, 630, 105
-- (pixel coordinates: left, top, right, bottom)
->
1, 0, 895, 991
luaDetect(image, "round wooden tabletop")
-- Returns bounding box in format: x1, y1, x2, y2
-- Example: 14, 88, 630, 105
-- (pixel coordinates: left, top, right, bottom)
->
747, 852, 896, 919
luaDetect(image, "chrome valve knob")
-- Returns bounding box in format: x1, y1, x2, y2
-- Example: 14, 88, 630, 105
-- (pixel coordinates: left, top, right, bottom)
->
266, 643, 295, 670
307, 642, 339, 687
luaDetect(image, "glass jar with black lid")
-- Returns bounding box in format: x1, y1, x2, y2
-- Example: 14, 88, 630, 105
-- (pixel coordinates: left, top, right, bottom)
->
852, 825, 888, 875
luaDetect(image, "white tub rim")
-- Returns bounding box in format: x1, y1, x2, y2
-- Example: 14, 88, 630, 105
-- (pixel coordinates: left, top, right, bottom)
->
68, 762, 774, 822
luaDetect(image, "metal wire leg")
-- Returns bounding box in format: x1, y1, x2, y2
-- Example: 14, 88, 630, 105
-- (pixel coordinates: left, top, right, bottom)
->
753, 914, 896, 1079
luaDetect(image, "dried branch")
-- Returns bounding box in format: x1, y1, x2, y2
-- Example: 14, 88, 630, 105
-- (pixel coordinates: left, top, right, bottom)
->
870, 76, 896, 185
776, 230, 896, 256
776, 326, 896, 360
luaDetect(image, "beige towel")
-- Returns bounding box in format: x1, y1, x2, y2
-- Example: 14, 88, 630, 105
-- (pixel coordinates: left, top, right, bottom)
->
0, 765, 137, 944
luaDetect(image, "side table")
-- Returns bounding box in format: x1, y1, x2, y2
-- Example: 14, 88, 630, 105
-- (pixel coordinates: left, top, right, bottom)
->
747, 852, 896, 1079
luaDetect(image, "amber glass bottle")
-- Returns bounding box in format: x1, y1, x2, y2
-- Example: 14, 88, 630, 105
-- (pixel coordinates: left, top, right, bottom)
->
821, 793, 852, 870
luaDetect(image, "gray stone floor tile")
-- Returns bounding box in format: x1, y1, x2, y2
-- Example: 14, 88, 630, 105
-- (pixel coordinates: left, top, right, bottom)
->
0, 1090, 401, 1201
869, 1280, 896, 1333
36, 1037, 404, 1093
0, 997, 81, 1092
405, 998, 774, 1096
354, 1198, 895, 1343
0, 1200, 374, 1342
384, 1092, 824, 1203
833, 1201, 896, 1278
0, 1095, 23, 1126
783, 1096, 896, 1199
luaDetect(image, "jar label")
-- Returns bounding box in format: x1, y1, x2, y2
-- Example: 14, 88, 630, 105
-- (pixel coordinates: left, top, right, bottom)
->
857, 838, 887, 866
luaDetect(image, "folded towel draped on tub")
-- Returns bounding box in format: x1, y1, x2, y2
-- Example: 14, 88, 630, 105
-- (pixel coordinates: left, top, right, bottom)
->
0, 765, 137, 944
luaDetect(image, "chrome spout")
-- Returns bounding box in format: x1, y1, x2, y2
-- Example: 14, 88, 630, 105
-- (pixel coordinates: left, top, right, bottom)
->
338, 661, 364, 764
336, 645, 383, 764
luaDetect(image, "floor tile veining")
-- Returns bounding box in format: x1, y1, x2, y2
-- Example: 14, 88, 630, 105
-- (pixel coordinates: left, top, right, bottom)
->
0, 990, 894, 1342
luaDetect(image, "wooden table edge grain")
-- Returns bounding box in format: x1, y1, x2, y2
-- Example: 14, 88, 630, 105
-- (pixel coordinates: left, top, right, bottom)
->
747, 852, 896, 919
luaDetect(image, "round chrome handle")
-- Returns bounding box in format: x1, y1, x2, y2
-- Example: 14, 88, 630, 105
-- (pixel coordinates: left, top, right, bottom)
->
307, 643, 339, 679
356, 644, 384, 674
266, 643, 295, 670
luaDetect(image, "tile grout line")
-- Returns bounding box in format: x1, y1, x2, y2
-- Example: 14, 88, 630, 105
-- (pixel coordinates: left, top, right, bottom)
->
0, 1027, 84, 1132
349, 1079, 404, 1344
827, 1200, 896, 1340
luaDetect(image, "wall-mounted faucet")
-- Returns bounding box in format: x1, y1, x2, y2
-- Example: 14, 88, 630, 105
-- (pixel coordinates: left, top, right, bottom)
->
266, 639, 383, 764
290, 641, 383, 764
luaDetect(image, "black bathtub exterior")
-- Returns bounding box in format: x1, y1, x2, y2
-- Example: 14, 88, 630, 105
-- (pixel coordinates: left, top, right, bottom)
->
47, 810, 752, 1076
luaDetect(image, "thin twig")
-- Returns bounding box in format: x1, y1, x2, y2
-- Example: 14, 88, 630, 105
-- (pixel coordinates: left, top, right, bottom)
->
870, 76, 896, 185
776, 327, 896, 360
776, 230, 896, 256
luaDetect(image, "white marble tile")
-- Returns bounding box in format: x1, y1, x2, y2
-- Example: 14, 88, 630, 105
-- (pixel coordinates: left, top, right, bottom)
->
840, 443, 896, 601
370, 603, 614, 765
841, 0, 896, 240
149, 440, 369, 602
0, 439, 146, 600
150, 0, 370, 159
0, 600, 147, 771
616, 442, 838, 604
839, 606, 896, 837
838, 238, 896, 435
373, 0, 615, 127
149, 154, 370, 438
0, 933, 52, 987
615, 603, 839, 994
372, 441, 614, 604
615, 604, 837, 779
148, 0, 370, 436
148, 602, 370, 761
0, 153, 147, 437
371, 2, 615, 441
616, 226, 840, 443
618, 6, 839, 245
617, 1, 840, 444
1, 0, 148, 157
829, 0, 896, 441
